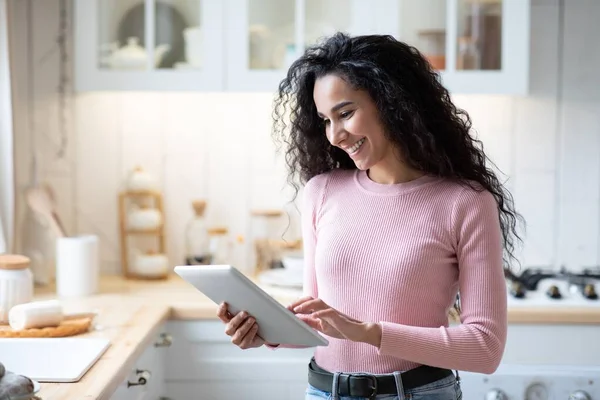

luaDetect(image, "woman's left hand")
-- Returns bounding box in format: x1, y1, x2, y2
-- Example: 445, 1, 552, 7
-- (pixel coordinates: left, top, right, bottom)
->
288, 296, 381, 346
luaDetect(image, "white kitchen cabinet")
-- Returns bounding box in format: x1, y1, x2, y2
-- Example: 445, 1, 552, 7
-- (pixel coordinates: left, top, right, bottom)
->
74, 0, 530, 94
224, 0, 399, 91
110, 327, 171, 400
394, 0, 530, 94
163, 320, 316, 400
74, 0, 225, 91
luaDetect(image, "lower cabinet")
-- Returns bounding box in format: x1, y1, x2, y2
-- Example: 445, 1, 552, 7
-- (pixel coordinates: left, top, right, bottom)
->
110, 326, 171, 400
164, 320, 315, 400
110, 320, 315, 400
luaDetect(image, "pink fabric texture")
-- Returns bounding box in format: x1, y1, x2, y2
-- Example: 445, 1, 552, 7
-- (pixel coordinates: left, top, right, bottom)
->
297, 169, 507, 374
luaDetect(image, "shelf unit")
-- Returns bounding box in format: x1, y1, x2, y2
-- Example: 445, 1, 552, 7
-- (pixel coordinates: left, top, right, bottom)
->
118, 190, 168, 280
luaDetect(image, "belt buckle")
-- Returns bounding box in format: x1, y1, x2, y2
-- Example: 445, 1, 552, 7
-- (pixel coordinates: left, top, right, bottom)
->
358, 374, 378, 399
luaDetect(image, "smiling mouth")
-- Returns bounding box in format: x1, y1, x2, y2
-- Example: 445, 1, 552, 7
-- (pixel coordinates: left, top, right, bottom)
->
345, 138, 365, 155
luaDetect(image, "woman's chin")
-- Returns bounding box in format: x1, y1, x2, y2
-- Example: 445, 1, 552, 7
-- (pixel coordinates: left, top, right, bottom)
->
353, 158, 372, 171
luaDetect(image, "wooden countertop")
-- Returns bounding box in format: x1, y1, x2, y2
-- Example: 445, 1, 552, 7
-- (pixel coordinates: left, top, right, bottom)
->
28, 274, 600, 400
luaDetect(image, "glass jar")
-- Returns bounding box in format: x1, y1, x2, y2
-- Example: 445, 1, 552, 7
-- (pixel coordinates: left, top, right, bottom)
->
250, 209, 285, 273
207, 227, 230, 265
0, 254, 34, 323
185, 200, 211, 265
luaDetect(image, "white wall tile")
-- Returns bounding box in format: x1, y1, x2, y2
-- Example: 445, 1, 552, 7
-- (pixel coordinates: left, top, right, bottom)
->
512, 171, 556, 267
120, 93, 165, 189
75, 93, 122, 273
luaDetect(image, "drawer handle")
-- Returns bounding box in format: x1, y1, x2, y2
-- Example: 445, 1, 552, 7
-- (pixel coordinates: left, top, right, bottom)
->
127, 369, 151, 388
154, 332, 173, 347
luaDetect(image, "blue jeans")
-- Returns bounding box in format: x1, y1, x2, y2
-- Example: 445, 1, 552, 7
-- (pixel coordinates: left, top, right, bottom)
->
305, 373, 462, 400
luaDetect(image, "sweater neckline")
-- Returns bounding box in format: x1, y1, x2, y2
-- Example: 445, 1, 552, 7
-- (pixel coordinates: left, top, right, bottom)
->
354, 169, 440, 196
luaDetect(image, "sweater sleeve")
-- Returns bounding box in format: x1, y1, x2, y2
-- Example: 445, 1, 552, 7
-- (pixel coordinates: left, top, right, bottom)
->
376, 188, 508, 374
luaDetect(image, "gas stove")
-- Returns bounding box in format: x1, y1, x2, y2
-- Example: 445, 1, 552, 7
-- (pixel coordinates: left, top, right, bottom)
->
504, 266, 600, 307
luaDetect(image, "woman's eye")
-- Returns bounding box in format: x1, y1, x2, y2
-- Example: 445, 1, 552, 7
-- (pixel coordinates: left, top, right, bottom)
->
340, 110, 354, 119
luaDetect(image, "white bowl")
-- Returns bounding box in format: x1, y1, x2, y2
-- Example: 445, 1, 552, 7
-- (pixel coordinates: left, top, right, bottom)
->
281, 255, 304, 274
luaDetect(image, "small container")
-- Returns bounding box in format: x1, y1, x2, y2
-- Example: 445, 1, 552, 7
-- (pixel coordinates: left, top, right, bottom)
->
55, 235, 99, 297
132, 250, 169, 278
0, 254, 34, 323
207, 227, 230, 265
127, 204, 162, 231
250, 209, 285, 273
185, 200, 211, 265
126, 166, 158, 192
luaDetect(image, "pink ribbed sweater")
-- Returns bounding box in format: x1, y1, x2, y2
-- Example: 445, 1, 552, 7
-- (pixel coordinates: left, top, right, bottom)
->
301, 169, 507, 375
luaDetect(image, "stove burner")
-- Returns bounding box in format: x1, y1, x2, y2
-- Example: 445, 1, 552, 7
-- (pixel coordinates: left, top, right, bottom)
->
505, 266, 600, 301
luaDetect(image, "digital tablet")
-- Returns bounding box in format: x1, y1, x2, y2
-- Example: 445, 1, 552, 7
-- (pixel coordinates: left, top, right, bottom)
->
174, 265, 329, 347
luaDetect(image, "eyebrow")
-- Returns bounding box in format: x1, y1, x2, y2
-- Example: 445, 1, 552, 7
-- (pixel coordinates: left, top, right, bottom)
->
317, 101, 354, 117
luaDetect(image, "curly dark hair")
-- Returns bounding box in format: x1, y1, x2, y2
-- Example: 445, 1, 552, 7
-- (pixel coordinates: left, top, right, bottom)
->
272, 32, 524, 268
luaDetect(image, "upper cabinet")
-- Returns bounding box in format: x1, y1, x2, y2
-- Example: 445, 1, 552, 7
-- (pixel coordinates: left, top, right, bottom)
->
74, 0, 225, 91
394, 0, 530, 95
224, 0, 398, 91
74, 0, 530, 94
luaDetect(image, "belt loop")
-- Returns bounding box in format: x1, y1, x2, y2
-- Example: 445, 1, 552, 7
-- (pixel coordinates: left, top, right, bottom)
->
455, 370, 461, 382
393, 371, 405, 400
331, 372, 340, 400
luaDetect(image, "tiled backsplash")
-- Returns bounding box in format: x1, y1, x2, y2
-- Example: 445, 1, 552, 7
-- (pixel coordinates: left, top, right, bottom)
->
10, 0, 600, 277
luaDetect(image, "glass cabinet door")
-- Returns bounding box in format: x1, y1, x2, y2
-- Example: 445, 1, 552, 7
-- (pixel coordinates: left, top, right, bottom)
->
226, 0, 398, 91
397, 0, 447, 71
248, 0, 296, 71
98, 0, 147, 70
455, 0, 502, 71
394, 0, 528, 94
154, 0, 204, 71
444, 0, 529, 94
75, 0, 224, 91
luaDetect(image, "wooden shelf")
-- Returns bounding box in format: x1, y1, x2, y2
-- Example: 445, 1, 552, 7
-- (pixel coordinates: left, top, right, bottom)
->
126, 229, 164, 235
118, 190, 168, 280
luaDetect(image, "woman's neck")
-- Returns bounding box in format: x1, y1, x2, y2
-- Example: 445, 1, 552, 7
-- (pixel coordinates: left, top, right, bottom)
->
367, 155, 424, 185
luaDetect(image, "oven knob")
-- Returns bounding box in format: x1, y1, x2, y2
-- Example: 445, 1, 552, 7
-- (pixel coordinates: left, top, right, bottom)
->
546, 285, 562, 299
569, 390, 592, 400
485, 389, 508, 400
584, 284, 598, 300
510, 282, 526, 298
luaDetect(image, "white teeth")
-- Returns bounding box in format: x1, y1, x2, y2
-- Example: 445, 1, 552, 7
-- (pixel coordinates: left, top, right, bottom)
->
348, 138, 365, 154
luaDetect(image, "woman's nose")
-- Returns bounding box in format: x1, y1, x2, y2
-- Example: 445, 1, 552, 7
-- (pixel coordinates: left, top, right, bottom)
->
328, 123, 348, 146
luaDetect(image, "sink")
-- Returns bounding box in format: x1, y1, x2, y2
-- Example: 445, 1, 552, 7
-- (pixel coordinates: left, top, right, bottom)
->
0, 337, 110, 382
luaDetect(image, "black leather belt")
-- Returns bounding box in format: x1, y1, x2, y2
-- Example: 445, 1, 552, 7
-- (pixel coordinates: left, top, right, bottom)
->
308, 358, 454, 398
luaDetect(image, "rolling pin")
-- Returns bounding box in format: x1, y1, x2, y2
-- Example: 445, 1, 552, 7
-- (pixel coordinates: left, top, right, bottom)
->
8, 299, 97, 331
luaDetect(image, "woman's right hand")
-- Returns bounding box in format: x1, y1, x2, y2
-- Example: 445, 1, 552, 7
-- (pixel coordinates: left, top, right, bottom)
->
217, 302, 265, 349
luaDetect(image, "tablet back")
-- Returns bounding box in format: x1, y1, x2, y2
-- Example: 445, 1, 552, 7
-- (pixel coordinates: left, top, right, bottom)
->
174, 265, 328, 347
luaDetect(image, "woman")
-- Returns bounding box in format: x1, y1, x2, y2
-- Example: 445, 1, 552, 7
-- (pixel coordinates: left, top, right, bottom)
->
217, 33, 522, 400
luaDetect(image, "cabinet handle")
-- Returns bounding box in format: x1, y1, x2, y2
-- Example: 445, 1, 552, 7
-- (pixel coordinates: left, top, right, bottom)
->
154, 332, 173, 347
127, 369, 151, 388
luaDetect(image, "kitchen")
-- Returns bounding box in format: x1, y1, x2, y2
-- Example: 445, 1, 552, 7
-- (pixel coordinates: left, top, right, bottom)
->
0, 0, 599, 399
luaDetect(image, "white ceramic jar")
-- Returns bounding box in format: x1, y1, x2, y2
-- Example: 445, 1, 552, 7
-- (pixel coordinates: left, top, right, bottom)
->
126, 166, 158, 192
132, 250, 169, 278
0, 254, 34, 323
127, 205, 162, 231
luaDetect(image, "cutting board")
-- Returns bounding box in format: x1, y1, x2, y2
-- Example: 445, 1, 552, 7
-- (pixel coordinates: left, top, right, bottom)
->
0, 337, 110, 382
